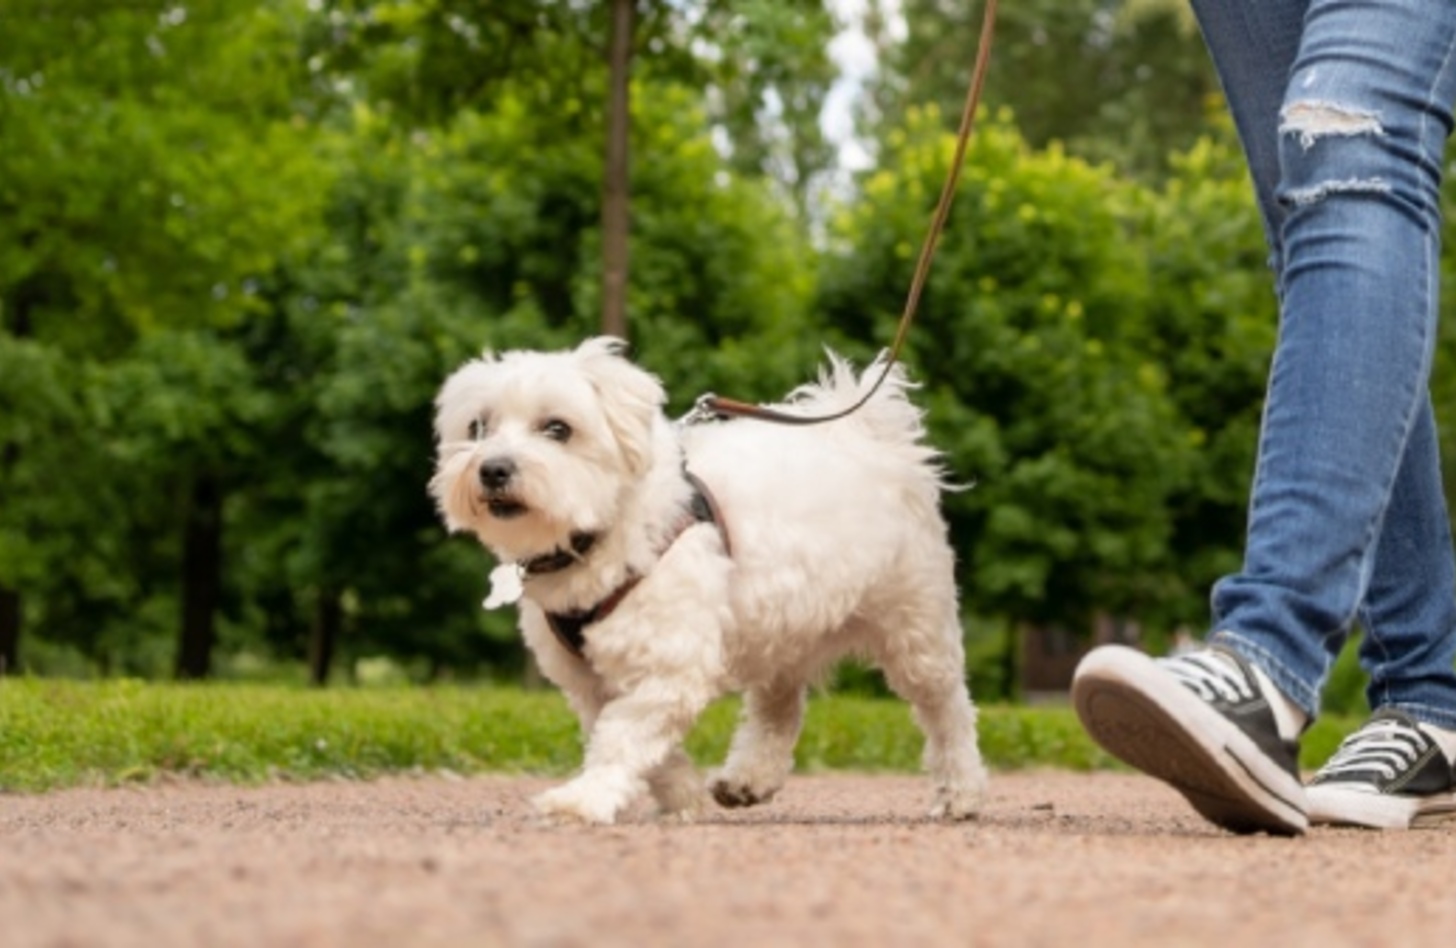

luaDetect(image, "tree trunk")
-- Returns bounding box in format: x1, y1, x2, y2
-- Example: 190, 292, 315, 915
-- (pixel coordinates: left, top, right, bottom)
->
0, 294, 31, 675
0, 438, 18, 676
309, 587, 342, 687
1005, 622, 1023, 702
176, 473, 223, 680
0, 587, 18, 676
600, 0, 634, 339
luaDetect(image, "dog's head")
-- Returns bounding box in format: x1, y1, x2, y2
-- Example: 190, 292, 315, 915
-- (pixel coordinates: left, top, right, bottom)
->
429, 336, 666, 561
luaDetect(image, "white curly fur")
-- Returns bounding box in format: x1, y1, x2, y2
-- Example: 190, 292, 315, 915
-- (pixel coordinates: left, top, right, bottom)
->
430, 337, 987, 824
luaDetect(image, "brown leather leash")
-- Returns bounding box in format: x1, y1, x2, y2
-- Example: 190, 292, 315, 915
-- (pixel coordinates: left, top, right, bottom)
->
682, 0, 999, 427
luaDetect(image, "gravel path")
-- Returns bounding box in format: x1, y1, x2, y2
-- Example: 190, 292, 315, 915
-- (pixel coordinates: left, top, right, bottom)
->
4, 770, 1454, 947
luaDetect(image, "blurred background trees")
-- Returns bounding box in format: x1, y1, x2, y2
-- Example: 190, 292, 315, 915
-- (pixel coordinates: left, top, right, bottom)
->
0, 0, 1433, 706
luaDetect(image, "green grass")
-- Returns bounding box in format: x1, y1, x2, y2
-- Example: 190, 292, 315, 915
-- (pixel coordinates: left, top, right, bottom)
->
0, 678, 1360, 793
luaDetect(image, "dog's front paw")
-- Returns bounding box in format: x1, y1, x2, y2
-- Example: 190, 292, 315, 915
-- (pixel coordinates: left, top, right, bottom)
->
532, 782, 622, 825
709, 773, 780, 809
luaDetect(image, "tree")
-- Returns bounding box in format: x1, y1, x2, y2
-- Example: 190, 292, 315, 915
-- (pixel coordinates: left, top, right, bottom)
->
307, 0, 839, 215
0, 0, 329, 675
0, 308, 73, 674
0, 295, 32, 674
866, 0, 1218, 179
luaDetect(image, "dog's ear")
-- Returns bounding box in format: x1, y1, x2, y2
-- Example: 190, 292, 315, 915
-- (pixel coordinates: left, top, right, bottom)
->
574, 337, 664, 476
433, 350, 499, 442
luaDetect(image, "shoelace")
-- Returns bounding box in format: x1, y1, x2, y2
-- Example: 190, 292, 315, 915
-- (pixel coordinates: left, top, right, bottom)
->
1158, 651, 1254, 704
1317, 718, 1430, 781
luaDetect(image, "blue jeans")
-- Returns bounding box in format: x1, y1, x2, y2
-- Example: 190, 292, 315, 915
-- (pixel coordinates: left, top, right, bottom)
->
1190, 0, 1456, 727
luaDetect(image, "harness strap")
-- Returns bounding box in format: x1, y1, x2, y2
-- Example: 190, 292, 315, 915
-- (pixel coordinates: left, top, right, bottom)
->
545, 472, 728, 658
544, 576, 642, 658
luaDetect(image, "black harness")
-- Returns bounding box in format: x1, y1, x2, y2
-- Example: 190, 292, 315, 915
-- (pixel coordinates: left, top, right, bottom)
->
543, 472, 728, 659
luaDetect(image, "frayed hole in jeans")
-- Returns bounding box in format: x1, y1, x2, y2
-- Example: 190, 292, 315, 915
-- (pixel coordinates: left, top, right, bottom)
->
1283, 177, 1392, 207
1279, 100, 1385, 151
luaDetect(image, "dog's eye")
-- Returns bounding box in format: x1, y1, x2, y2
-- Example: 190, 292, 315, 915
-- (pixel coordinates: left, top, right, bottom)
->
467, 418, 488, 440
541, 419, 572, 442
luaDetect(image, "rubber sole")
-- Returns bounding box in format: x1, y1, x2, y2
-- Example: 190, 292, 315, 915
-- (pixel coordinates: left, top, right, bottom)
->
1309, 786, 1456, 830
1072, 646, 1308, 836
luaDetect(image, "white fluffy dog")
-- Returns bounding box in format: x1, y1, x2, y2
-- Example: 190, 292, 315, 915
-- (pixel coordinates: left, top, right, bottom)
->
430, 337, 987, 824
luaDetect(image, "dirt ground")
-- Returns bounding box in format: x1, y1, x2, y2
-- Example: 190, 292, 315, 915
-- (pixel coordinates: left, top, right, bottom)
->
4, 770, 1455, 948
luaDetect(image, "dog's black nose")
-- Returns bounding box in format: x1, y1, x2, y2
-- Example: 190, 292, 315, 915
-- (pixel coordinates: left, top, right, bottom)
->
479, 458, 517, 490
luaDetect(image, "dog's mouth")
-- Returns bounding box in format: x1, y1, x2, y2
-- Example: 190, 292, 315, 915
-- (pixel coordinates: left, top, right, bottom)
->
485, 495, 528, 519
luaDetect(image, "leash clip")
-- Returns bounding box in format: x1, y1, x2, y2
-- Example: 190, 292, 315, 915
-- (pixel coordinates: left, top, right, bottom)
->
677, 392, 724, 427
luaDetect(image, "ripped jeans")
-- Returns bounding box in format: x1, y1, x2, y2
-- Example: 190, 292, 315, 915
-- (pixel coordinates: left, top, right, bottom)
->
1190, 0, 1456, 727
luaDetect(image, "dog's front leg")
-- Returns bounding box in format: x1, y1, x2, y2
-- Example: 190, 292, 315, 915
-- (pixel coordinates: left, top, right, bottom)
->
533, 676, 716, 825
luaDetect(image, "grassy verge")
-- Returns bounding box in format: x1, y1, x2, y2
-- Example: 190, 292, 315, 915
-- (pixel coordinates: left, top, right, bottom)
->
0, 678, 1357, 792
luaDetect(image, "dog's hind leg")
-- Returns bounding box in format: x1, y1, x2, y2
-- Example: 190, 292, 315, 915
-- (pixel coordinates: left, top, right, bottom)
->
709, 678, 807, 809
871, 611, 989, 821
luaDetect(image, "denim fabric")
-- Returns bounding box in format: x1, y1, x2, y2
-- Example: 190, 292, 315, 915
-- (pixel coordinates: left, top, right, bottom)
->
1189, 0, 1456, 727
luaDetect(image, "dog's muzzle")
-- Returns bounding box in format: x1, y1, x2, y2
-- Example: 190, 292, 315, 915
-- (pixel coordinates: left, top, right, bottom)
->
479, 458, 527, 518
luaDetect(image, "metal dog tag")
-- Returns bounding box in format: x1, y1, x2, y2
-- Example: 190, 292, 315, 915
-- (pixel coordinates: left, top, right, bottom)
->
483, 562, 525, 610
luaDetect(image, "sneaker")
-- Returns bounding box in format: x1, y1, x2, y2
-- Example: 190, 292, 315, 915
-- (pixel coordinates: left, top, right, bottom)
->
1307, 709, 1456, 830
1072, 644, 1308, 835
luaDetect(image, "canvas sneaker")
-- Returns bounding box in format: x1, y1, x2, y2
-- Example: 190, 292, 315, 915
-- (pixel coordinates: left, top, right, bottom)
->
1307, 708, 1456, 830
1072, 644, 1308, 835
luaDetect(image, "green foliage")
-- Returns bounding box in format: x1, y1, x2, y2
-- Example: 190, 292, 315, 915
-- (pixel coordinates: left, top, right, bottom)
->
0, 0, 335, 676
820, 108, 1198, 629
878, 0, 1219, 180
0, 0, 327, 340
0, 337, 83, 590
308, 0, 838, 212
1136, 126, 1277, 623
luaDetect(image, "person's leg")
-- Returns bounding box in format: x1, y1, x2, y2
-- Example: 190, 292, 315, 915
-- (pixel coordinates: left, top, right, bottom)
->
1308, 405, 1456, 829
1209, 0, 1456, 722
1357, 402, 1456, 727
1075, 0, 1456, 834
1194, 4, 1456, 723
1204, 0, 1456, 831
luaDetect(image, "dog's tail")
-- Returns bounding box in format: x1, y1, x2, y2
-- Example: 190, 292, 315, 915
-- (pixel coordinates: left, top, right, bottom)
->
779, 351, 961, 488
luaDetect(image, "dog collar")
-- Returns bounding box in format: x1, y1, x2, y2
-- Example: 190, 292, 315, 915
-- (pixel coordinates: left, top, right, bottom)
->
521, 532, 598, 577
545, 471, 729, 659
